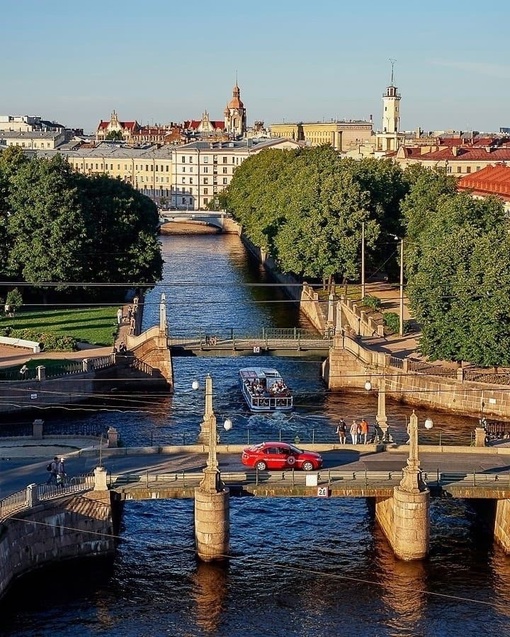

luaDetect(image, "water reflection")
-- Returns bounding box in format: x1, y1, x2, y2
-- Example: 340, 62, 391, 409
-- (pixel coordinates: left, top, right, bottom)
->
191, 561, 228, 634
373, 525, 427, 636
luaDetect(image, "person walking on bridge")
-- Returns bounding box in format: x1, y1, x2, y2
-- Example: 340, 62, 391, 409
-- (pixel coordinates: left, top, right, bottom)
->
336, 418, 347, 444
350, 420, 359, 445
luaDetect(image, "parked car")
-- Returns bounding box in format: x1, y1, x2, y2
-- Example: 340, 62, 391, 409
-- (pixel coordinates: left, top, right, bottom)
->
241, 441, 323, 472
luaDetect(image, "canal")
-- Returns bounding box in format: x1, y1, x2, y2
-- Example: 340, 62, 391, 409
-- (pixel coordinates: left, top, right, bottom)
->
1, 234, 507, 637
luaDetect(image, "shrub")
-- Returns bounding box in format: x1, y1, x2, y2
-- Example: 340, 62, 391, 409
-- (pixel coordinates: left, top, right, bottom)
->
362, 295, 381, 312
383, 312, 400, 334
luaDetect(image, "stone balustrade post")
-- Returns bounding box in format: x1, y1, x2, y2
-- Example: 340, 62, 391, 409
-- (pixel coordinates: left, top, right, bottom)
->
32, 419, 44, 439
26, 483, 38, 507
36, 365, 46, 381
107, 427, 119, 448
457, 367, 464, 382
82, 359, 91, 373
94, 466, 108, 491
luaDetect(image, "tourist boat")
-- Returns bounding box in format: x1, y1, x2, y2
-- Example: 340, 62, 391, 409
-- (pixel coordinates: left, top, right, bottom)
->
239, 367, 293, 412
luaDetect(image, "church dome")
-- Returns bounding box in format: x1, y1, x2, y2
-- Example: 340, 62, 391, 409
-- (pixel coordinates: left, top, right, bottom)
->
228, 84, 244, 109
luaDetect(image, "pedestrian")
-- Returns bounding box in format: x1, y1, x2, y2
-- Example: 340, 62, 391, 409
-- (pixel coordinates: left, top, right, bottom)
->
56, 457, 66, 487
46, 456, 58, 485
336, 418, 347, 444
350, 420, 359, 445
360, 418, 369, 444
117, 308, 123, 325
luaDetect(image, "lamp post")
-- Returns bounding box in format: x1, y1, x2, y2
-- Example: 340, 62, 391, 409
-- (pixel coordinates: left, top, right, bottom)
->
399, 410, 433, 494
394, 235, 404, 337
361, 221, 366, 301
364, 374, 392, 443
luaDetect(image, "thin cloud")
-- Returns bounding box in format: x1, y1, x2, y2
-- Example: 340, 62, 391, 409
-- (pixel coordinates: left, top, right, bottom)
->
431, 59, 510, 79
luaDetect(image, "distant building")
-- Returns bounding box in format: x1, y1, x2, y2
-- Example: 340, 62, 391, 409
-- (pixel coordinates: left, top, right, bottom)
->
223, 82, 247, 138
269, 120, 373, 152
0, 129, 67, 149
457, 163, 510, 212
393, 141, 510, 177
374, 64, 406, 153
96, 111, 140, 142
38, 137, 300, 210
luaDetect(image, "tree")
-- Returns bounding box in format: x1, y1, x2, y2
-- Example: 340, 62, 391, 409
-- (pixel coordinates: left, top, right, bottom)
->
105, 130, 124, 141
406, 193, 510, 365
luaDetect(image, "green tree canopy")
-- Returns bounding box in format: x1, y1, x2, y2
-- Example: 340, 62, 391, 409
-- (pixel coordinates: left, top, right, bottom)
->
0, 149, 162, 300
406, 192, 510, 366
221, 147, 409, 283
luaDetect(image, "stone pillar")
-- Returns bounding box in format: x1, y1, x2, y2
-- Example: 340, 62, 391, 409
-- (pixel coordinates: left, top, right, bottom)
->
391, 411, 430, 560
32, 419, 44, 439
107, 427, 119, 448
194, 488, 230, 562
82, 359, 91, 373
194, 375, 230, 561
391, 487, 430, 560
474, 427, 486, 447
94, 466, 108, 491
495, 499, 510, 553
36, 365, 46, 381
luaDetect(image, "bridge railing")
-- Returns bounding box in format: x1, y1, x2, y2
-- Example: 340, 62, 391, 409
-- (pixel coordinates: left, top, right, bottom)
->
168, 327, 321, 343
108, 468, 510, 491
0, 476, 94, 522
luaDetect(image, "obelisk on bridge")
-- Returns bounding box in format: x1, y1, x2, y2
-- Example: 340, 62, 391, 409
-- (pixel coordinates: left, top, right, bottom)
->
194, 375, 230, 561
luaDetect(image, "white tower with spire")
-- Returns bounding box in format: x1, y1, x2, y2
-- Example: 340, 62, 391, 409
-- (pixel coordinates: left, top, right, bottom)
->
382, 59, 401, 134
376, 59, 403, 153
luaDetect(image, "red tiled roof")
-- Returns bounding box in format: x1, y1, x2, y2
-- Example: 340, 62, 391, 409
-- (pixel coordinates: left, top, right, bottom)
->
97, 120, 138, 131
458, 164, 510, 200
419, 147, 510, 162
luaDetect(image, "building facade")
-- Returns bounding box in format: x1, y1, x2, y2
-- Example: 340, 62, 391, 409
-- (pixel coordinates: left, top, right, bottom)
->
42, 138, 300, 210
269, 120, 374, 152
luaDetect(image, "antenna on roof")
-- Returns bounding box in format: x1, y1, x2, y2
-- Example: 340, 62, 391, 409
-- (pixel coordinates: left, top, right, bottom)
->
235, 69, 238, 85
389, 58, 396, 85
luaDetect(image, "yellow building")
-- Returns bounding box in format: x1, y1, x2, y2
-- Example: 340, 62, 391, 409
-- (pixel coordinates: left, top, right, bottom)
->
269, 120, 373, 152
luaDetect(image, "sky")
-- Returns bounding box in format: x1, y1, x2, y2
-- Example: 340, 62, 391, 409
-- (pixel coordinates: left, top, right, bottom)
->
1, 0, 510, 135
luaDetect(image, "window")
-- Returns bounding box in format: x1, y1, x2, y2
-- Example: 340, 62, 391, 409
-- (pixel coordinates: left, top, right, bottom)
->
146, 165, 149, 171
181, 156, 186, 163
204, 197, 209, 205
189, 156, 193, 163
223, 178, 228, 185
182, 167, 186, 173
189, 178, 193, 184
457, 166, 462, 173
222, 156, 228, 164
204, 178, 209, 185
223, 167, 228, 174
182, 177, 186, 184
166, 165, 169, 172
204, 188, 209, 195
466, 166, 471, 174
203, 166, 209, 173
203, 156, 209, 163
182, 197, 186, 203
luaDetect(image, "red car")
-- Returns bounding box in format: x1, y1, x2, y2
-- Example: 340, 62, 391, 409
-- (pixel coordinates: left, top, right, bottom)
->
241, 442, 323, 472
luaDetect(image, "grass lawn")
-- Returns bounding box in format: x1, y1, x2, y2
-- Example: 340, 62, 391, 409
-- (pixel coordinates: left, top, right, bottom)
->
0, 306, 118, 347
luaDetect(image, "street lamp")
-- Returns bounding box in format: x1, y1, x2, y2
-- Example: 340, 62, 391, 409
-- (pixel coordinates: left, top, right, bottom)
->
364, 375, 392, 442
393, 235, 405, 337
361, 221, 366, 301
400, 410, 432, 494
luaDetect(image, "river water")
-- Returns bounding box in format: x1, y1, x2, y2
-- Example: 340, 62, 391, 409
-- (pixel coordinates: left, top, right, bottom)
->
2, 234, 508, 636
